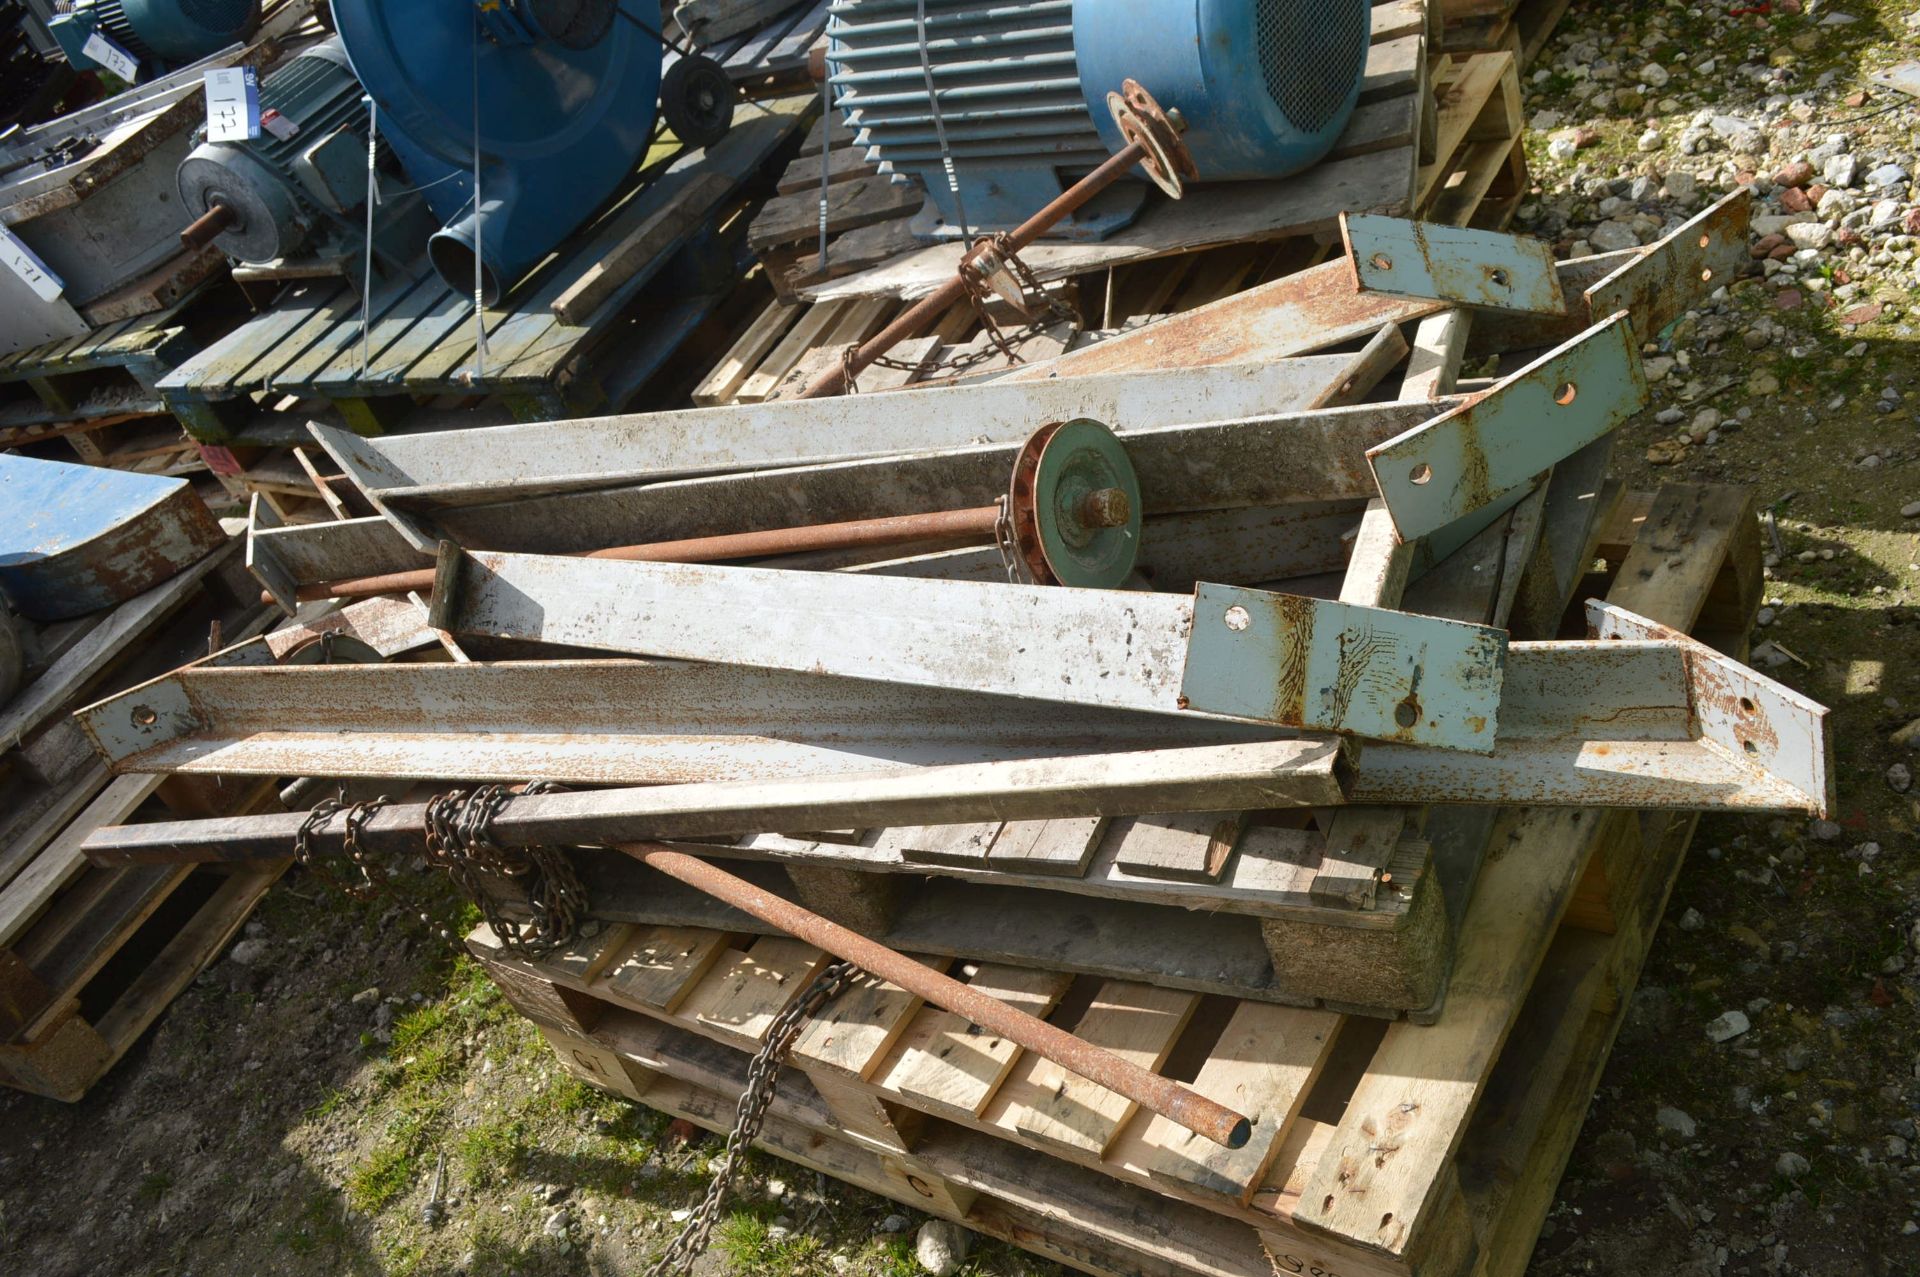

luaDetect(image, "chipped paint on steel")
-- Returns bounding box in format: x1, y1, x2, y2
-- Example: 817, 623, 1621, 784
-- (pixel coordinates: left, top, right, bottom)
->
1177, 585, 1506, 753
1585, 189, 1752, 339
1365, 312, 1649, 542
1584, 600, 1832, 815
1341, 214, 1567, 315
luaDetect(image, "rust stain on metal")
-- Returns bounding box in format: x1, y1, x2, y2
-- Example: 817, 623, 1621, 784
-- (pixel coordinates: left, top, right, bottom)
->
1271, 593, 1317, 725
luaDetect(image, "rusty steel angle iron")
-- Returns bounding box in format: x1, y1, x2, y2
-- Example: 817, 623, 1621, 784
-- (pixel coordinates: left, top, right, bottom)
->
424, 547, 1509, 752
255, 399, 1460, 597
1340, 214, 1566, 314
1584, 188, 1751, 339
1366, 312, 1649, 542
72, 620, 1830, 819
311, 357, 1371, 532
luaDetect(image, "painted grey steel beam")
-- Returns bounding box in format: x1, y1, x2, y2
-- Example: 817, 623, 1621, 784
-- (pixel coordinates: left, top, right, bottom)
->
255, 400, 1450, 597
73, 608, 1829, 816
312, 355, 1374, 523
427, 547, 1509, 751
1465, 190, 1753, 359
1341, 215, 1566, 314
425, 397, 1458, 557
1366, 312, 1649, 542
77, 656, 1286, 784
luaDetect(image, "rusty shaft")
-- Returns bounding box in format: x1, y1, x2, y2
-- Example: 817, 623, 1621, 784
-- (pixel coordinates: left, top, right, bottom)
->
631, 845, 1254, 1149
274, 504, 1008, 605
796, 139, 1152, 401
181, 202, 237, 251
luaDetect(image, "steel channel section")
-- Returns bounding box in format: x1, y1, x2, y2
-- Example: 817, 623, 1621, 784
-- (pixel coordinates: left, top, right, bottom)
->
311, 357, 1364, 516
1366, 312, 1650, 542
1340, 214, 1566, 315
427, 547, 1509, 751
72, 606, 1829, 815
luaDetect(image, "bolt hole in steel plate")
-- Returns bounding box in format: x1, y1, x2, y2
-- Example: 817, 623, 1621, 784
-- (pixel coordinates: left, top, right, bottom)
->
132, 705, 158, 727
1370, 252, 1393, 270
1008, 418, 1142, 588
1489, 267, 1510, 288
1555, 381, 1578, 405
1410, 462, 1433, 485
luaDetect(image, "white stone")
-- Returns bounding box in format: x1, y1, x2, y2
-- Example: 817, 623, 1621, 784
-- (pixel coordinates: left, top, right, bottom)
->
1664, 171, 1699, 201
1590, 220, 1641, 253
916, 1220, 973, 1277
1657, 1106, 1699, 1138
1776, 1151, 1811, 1178
228, 938, 268, 965
1638, 62, 1671, 88
1786, 222, 1833, 250
1866, 163, 1909, 188
1705, 1010, 1751, 1043
1823, 152, 1859, 188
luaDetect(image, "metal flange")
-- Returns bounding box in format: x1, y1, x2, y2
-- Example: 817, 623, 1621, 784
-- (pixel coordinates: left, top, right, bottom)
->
1106, 78, 1197, 200
1007, 418, 1142, 588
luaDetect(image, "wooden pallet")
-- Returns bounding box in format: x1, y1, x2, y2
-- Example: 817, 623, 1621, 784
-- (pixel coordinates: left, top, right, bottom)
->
0, 856, 286, 1102
158, 95, 814, 444
673, 0, 831, 96
478, 802, 1700, 1277
467, 477, 1760, 1276
1437, 0, 1573, 66
0, 530, 296, 1102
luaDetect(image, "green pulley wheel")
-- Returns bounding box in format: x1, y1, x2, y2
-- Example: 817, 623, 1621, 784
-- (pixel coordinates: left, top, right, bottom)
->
1007, 417, 1142, 589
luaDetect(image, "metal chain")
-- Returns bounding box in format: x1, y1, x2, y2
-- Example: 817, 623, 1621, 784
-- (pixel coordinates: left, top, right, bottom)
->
839, 240, 1081, 395
643, 959, 862, 1277
422, 782, 586, 959
992, 494, 1030, 584
292, 792, 393, 901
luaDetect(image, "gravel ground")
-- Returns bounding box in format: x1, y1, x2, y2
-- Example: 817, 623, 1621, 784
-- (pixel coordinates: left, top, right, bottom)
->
4, 3, 1920, 1275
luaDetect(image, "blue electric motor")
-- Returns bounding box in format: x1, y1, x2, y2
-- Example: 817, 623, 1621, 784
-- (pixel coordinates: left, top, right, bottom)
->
827, 0, 1371, 241
328, 0, 666, 303
51, 0, 260, 79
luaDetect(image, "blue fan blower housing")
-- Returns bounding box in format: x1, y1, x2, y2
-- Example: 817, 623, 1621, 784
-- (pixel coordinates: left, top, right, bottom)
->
178, 0, 666, 303
826, 0, 1371, 241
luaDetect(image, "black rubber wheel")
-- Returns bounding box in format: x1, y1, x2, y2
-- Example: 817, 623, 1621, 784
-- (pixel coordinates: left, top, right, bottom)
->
661, 54, 734, 149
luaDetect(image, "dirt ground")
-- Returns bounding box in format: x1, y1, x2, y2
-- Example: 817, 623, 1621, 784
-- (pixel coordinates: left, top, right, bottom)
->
5, 3, 1920, 1276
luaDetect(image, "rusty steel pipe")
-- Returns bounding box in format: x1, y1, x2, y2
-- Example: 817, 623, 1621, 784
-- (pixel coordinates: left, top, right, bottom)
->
630, 844, 1254, 1149
268, 504, 1010, 606
796, 140, 1155, 401
181, 202, 237, 251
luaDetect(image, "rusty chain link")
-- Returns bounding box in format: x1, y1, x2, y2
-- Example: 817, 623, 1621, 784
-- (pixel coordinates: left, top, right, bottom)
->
288, 781, 587, 960
839, 233, 1079, 395
292, 792, 394, 901
422, 782, 586, 959
642, 959, 862, 1277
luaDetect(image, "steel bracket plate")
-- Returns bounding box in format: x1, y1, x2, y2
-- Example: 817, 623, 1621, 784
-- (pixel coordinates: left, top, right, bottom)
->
1179, 585, 1506, 753
1583, 600, 1832, 815
1341, 214, 1566, 315
1584, 189, 1751, 338
1366, 311, 1649, 542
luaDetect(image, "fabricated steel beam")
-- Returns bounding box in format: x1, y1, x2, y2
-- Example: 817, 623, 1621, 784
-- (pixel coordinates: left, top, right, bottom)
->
1341, 214, 1566, 314
259, 398, 1452, 597
73, 609, 1831, 815
427, 547, 1509, 752
311, 357, 1376, 533
1365, 313, 1649, 542
79, 737, 1357, 866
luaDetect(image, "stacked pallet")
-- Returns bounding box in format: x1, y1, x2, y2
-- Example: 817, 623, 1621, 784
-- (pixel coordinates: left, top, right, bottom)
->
0, 536, 284, 1101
